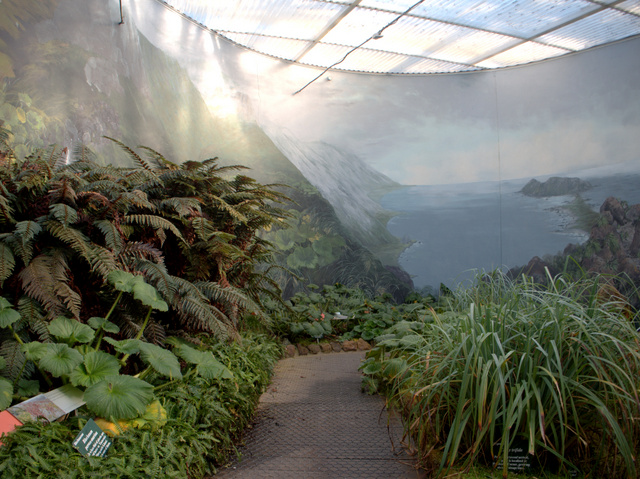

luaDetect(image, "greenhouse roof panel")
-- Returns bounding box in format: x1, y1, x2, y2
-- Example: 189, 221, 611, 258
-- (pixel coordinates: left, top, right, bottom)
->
161, 0, 640, 73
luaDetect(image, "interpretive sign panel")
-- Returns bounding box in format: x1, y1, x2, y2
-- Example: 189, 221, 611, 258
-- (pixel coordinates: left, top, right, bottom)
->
73, 419, 112, 457
494, 441, 532, 472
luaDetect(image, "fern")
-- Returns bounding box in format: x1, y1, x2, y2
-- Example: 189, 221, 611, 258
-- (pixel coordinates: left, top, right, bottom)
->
19, 254, 70, 319
119, 242, 164, 264
94, 219, 124, 251
0, 193, 14, 223
0, 242, 15, 284
44, 220, 91, 260
124, 214, 185, 243
49, 204, 78, 226
17, 297, 49, 341
0, 340, 27, 382
104, 136, 157, 174
72, 142, 98, 164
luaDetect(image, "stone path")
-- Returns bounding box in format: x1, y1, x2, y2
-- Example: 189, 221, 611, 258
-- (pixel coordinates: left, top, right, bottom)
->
214, 351, 423, 479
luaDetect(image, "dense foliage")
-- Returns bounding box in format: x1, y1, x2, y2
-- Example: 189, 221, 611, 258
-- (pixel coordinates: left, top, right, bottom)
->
0, 333, 281, 478
0, 131, 291, 416
361, 271, 640, 478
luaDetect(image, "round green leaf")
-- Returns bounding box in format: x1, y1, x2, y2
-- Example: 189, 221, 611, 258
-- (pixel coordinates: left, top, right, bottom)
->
48, 317, 95, 345
70, 351, 121, 387
21, 341, 48, 361
0, 378, 13, 410
104, 337, 141, 355
132, 281, 168, 311
361, 361, 383, 375
138, 342, 182, 379
107, 270, 137, 293
39, 343, 83, 377
17, 379, 39, 397
0, 300, 20, 328
84, 375, 154, 420
173, 344, 232, 380
88, 316, 120, 334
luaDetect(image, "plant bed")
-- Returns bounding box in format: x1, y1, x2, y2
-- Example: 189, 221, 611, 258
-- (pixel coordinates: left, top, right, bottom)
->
0, 333, 281, 478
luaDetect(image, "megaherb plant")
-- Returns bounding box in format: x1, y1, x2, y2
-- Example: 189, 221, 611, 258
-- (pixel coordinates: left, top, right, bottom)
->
362, 271, 640, 478
0, 333, 281, 478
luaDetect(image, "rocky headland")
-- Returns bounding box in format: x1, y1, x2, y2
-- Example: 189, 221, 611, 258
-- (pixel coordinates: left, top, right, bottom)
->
509, 197, 640, 305
520, 177, 592, 197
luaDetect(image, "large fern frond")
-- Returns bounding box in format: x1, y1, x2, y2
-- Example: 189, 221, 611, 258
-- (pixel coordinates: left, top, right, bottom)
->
0, 340, 30, 382
88, 245, 118, 279
118, 242, 164, 264
17, 296, 49, 341
123, 214, 185, 243
44, 220, 91, 260
158, 197, 202, 218
19, 253, 77, 319
0, 193, 15, 223
72, 142, 98, 164
49, 204, 78, 226
0, 242, 15, 285
104, 137, 157, 174
138, 146, 179, 170
94, 219, 124, 251
47, 178, 78, 206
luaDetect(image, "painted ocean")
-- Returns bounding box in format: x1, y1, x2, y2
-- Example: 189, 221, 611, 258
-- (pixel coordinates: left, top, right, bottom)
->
381, 172, 640, 290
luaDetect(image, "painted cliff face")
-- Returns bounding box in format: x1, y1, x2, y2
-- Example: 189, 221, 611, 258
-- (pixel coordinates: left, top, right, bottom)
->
2, 0, 640, 292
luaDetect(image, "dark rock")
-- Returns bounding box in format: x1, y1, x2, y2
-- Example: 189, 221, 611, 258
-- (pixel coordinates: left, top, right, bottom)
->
320, 343, 332, 353
508, 256, 557, 283
297, 344, 309, 356
307, 343, 321, 354
630, 223, 640, 256
284, 344, 297, 358
330, 341, 342, 353
520, 177, 591, 197
627, 204, 640, 223
600, 197, 626, 225
357, 338, 372, 351
342, 340, 357, 352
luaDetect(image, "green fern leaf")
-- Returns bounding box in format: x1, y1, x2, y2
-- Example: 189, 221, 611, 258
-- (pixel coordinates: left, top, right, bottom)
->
104, 137, 157, 173
72, 142, 98, 163
49, 203, 78, 226
15, 220, 42, 245
0, 340, 27, 382
124, 214, 185, 243
0, 193, 14, 223
94, 219, 124, 251
44, 220, 91, 258
0, 242, 15, 284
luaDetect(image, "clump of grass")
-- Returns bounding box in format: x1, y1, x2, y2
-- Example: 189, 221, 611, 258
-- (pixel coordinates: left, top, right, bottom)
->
369, 271, 640, 478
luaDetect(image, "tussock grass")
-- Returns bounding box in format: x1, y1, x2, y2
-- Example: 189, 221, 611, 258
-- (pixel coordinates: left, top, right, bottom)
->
375, 271, 640, 478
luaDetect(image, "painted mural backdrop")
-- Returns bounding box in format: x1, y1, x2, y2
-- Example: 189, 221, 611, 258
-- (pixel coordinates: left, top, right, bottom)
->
2, 0, 640, 295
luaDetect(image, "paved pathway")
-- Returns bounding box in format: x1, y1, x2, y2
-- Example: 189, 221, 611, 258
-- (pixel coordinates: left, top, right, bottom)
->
214, 351, 423, 478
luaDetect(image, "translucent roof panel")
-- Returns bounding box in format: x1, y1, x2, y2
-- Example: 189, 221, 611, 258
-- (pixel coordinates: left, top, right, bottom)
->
161, 0, 640, 74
